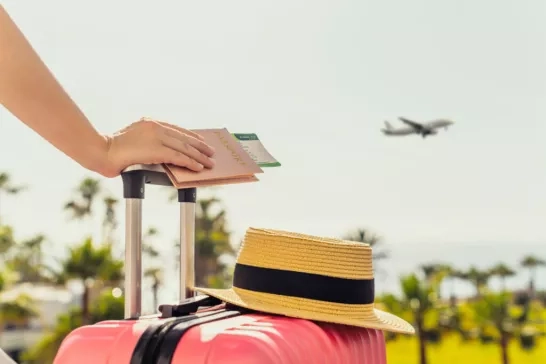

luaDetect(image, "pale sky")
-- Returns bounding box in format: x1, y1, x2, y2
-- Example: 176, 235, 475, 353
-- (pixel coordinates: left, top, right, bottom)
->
1, 0, 544, 302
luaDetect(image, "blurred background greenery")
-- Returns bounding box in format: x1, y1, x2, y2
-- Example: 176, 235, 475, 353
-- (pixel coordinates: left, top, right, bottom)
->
0, 172, 544, 364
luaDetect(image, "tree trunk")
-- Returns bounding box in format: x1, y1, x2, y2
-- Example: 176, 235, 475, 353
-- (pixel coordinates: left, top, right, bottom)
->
529, 268, 536, 298
450, 278, 457, 306
82, 284, 90, 324
152, 283, 158, 310
500, 331, 509, 364
417, 318, 427, 364
195, 258, 207, 287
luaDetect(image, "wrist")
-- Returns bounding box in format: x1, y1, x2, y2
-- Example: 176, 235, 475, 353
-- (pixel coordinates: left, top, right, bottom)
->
84, 134, 118, 178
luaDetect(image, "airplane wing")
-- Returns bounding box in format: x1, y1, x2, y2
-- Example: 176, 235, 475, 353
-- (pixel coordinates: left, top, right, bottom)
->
398, 117, 424, 131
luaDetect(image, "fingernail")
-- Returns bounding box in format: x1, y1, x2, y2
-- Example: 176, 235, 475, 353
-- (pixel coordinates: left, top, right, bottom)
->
208, 158, 215, 167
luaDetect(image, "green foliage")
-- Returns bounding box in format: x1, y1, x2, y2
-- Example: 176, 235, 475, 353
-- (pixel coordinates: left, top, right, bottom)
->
2, 173, 545, 364
381, 266, 546, 364
61, 237, 123, 283
0, 224, 16, 255
0, 172, 26, 195
4, 234, 52, 284
22, 291, 124, 364
90, 290, 125, 322
521, 256, 546, 269
0, 293, 38, 322
463, 266, 492, 297
378, 293, 406, 316
21, 308, 82, 364
63, 178, 101, 219
401, 273, 437, 313
471, 292, 513, 332
387, 335, 546, 364
175, 196, 236, 288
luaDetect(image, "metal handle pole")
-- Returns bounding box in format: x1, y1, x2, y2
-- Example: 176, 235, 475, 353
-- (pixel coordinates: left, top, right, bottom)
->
180, 202, 195, 299
124, 198, 143, 318
178, 188, 196, 300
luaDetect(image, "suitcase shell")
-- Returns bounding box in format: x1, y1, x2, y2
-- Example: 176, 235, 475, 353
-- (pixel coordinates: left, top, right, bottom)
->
53, 164, 389, 364
54, 313, 387, 364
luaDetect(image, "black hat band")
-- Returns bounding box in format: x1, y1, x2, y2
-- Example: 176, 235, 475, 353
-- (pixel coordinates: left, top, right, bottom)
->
233, 263, 375, 305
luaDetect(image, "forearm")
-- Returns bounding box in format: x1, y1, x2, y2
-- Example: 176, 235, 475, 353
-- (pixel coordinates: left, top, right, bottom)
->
0, 5, 108, 174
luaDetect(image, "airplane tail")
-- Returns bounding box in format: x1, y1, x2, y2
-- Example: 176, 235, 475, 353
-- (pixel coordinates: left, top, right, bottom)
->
384, 121, 394, 130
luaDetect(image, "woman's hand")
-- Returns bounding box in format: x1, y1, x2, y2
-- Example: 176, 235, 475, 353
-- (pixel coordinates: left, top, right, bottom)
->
102, 117, 216, 178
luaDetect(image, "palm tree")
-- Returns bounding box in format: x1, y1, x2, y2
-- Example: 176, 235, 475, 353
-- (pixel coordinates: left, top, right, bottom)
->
60, 237, 123, 324
0, 224, 16, 258
0, 172, 25, 194
471, 292, 523, 364
142, 227, 162, 311
174, 197, 235, 288
520, 255, 546, 296
343, 228, 389, 265
143, 227, 160, 258
144, 267, 162, 310
102, 196, 118, 245
489, 263, 516, 293
64, 178, 101, 220
0, 293, 38, 325
0, 172, 26, 221
421, 264, 440, 282
4, 234, 51, 284
464, 266, 492, 299
419, 263, 451, 300
443, 265, 465, 304
400, 273, 436, 364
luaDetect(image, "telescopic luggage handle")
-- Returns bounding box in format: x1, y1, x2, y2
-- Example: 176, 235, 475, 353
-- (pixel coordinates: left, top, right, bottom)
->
121, 164, 196, 319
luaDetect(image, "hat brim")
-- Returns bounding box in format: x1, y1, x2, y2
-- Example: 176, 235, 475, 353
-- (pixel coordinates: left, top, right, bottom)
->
195, 286, 415, 335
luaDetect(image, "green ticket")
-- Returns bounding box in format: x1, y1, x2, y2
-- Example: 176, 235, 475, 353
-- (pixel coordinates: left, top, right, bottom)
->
232, 133, 281, 167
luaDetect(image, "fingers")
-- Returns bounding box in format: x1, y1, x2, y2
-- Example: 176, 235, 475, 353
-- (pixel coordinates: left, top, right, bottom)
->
159, 146, 205, 172
156, 121, 206, 142
161, 132, 215, 169
134, 117, 216, 171
162, 126, 215, 158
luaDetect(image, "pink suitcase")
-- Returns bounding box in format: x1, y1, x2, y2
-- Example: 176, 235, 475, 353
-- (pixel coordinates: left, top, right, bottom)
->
53, 164, 388, 364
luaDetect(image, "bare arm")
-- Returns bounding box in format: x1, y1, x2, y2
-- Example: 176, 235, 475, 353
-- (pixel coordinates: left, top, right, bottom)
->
0, 5, 215, 177
0, 5, 110, 174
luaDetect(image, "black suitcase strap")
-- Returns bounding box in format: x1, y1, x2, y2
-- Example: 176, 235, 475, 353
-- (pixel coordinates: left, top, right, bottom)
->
130, 305, 242, 364
129, 311, 216, 364
155, 309, 242, 364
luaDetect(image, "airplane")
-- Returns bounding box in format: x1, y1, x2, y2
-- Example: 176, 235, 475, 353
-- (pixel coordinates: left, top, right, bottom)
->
381, 117, 455, 138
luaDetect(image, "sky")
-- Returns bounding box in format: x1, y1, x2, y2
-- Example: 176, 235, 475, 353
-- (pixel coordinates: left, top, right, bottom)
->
1, 0, 545, 306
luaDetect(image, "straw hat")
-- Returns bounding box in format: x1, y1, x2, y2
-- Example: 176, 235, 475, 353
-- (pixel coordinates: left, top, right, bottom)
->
195, 228, 415, 334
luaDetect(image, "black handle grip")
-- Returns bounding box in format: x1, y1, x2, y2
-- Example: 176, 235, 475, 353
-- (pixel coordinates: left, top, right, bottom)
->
121, 169, 173, 199
121, 166, 196, 202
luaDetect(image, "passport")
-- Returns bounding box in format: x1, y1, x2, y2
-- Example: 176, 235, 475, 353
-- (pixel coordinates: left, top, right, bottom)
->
163, 128, 268, 189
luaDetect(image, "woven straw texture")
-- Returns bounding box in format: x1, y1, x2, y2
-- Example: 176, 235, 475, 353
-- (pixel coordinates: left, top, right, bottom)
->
195, 227, 415, 335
